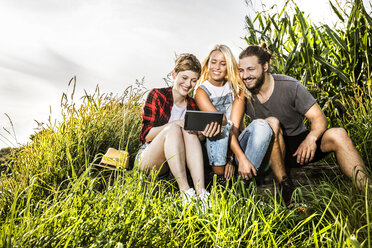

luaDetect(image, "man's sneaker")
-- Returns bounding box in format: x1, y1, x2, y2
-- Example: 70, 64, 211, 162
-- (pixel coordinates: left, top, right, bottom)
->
197, 188, 210, 214
206, 172, 226, 188
279, 176, 295, 206
181, 188, 196, 205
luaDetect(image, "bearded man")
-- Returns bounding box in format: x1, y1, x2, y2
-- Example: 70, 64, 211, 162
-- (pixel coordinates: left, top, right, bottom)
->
230, 43, 367, 195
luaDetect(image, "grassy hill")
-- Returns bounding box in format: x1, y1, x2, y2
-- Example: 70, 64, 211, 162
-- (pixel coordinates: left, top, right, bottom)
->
0, 1, 371, 247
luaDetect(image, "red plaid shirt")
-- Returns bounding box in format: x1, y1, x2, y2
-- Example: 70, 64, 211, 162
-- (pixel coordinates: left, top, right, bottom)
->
140, 87, 198, 144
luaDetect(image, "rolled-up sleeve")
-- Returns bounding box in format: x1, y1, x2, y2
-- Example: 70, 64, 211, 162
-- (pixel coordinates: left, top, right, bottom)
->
140, 89, 158, 143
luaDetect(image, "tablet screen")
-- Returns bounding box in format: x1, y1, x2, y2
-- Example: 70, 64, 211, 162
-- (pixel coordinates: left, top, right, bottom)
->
184, 110, 223, 131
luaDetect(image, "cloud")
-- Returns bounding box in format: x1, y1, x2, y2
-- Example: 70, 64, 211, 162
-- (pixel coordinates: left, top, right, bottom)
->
0, 49, 95, 85
1, 0, 88, 13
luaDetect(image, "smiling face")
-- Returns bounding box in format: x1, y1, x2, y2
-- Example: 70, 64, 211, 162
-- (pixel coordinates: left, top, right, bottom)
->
172, 70, 199, 97
239, 55, 267, 92
207, 50, 227, 85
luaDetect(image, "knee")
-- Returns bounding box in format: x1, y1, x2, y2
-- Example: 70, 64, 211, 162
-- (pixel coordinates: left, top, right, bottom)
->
164, 122, 183, 137
265, 117, 281, 136
182, 128, 198, 140
323, 128, 351, 147
250, 119, 273, 140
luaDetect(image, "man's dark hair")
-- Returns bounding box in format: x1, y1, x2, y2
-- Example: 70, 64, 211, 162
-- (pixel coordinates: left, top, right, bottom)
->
239, 42, 272, 66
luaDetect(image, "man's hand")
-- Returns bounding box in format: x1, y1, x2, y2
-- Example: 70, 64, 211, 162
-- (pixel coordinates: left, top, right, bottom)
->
293, 134, 317, 164
297, 103, 327, 165
224, 161, 235, 179
237, 156, 257, 180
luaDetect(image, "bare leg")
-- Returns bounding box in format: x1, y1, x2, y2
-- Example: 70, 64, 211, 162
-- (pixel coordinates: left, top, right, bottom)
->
265, 117, 295, 205
266, 117, 287, 183
320, 128, 367, 187
182, 129, 205, 195
140, 123, 190, 191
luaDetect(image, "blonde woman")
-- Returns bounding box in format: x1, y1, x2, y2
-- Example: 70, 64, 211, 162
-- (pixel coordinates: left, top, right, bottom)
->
195, 44, 273, 183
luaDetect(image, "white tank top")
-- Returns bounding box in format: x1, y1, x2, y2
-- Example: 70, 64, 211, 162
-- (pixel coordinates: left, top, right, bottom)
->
202, 81, 232, 98
168, 104, 186, 122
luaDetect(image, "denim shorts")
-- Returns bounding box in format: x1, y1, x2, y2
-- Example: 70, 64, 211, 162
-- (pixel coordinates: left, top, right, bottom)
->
205, 121, 233, 166
135, 142, 149, 166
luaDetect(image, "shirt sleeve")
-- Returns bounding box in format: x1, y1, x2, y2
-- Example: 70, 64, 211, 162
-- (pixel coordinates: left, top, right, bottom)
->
140, 89, 158, 143
294, 82, 317, 115
187, 97, 199, 111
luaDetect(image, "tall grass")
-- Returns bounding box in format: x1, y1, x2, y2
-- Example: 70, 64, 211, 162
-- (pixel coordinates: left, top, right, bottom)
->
0, 77, 144, 219
335, 82, 372, 163
0, 78, 371, 247
1, 167, 371, 247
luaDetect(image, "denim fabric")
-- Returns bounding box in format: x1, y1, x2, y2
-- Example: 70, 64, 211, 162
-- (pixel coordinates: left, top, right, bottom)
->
205, 121, 233, 166
199, 84, 234, 166
199, 84, 234, 120
135, 142, 149, 166
237, 119, 273, 170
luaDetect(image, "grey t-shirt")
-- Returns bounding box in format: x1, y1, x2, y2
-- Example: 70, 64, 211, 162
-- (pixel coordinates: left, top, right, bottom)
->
245, 74, 316, 136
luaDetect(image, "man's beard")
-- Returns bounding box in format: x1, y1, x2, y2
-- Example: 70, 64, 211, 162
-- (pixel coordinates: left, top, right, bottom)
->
244, 70, 265, 94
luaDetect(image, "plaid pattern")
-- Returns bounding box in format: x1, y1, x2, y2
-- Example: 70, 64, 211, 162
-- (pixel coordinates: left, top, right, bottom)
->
140, 87, 198, 144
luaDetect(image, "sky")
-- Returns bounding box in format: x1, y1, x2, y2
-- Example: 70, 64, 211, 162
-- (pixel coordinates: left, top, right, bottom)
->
0, 0, 370, 148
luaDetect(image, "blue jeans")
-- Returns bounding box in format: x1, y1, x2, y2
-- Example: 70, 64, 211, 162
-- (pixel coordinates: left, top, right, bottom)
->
205, 121, 233, 166
236, 119, 273, 170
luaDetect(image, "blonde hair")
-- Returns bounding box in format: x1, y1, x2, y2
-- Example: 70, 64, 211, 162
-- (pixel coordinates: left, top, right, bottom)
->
197, 44, 251, 100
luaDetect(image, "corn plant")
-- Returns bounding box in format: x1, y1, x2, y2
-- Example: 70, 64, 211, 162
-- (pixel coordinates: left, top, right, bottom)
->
243, 0, 372, 165
243, 0, 371, 124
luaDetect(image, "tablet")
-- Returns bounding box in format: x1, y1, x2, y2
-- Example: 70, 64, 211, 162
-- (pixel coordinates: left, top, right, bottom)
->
184, 110, 223, 131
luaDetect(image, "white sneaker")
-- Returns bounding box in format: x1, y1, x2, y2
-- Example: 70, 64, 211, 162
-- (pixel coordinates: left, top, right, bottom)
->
181, 188, 196, 205
197, 189, 210, 214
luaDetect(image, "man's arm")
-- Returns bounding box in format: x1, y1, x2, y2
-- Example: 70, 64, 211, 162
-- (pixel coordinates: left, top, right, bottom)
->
230, 94, 257, 179
294, 103, 328, 164
230, 94, 245, 138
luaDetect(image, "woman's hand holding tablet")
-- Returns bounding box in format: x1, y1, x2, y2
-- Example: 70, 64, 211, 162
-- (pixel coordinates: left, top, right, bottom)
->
201, 121, 221, 137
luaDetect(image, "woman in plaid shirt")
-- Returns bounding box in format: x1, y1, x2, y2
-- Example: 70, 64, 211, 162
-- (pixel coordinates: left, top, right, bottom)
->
136, 53, 220, 204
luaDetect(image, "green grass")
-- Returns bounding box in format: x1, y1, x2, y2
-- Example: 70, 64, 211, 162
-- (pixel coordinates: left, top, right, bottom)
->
1, 166, 371, 247
0, 79, 370, 247
0, 0, 372, 247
